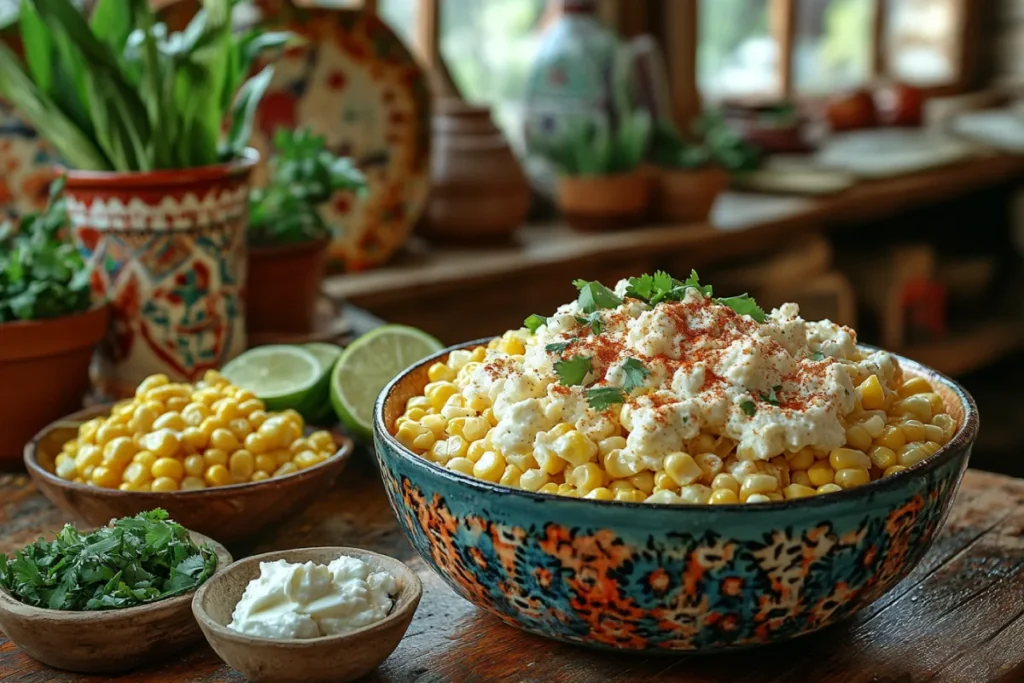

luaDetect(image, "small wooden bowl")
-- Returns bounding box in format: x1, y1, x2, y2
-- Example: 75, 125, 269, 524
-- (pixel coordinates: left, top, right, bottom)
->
0, 531, 232, 673
192, 547, 422, 683
24, 406, 354, 544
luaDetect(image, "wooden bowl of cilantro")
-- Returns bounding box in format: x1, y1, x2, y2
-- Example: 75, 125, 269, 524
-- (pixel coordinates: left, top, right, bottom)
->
0, 509, 232, 673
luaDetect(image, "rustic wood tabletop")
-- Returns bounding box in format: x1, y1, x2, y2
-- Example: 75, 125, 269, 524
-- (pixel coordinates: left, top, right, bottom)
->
2, 454, 1022, 683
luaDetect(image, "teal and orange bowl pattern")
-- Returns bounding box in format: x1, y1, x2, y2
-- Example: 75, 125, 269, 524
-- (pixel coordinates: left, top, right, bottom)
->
373, 340, 978, 652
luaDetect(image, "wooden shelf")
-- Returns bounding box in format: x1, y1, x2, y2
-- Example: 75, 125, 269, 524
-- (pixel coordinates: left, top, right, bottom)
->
901, 320, 1024, 377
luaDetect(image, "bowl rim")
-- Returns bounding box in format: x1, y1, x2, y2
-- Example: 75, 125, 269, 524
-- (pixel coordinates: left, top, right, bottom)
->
0, 530, 233, 621
23, 405, 355, 498
190, 546, 423, 649
374, 337, 980, 512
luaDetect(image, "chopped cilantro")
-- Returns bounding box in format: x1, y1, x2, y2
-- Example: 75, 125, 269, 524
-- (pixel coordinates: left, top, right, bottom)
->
620, 358, 650, 393
575, 311, 603, 335
554, 355, 592, 386
624, 270, 765, 322
546, 341, 571, 354
716, 294, 766, 323
740, 399, 757, 417
572, 279, 622, 314
586, 387, 627, 411
759, 385, 782, 406
524, 314, 547, 334
809, 351, 825, 361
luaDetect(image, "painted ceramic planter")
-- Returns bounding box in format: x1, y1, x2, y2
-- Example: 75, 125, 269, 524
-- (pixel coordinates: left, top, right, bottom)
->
245, 237, 330, 335
65, 151, 258, 398
373, 340, 977, 652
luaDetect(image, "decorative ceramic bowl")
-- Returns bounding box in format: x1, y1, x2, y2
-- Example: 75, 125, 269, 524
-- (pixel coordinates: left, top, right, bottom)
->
0, 531, 232, 673
25, 406, 354, 544
373, 339, 977, 653
192, 547, 422, 683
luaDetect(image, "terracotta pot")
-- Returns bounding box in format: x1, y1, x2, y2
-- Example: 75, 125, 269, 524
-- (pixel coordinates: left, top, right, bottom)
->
245, 238, 330, 336
556, 170, 652, 231
0, 304, 109, 467
64, 150, 258, 398
655, 166, 729, 223
419, 99, 531, 242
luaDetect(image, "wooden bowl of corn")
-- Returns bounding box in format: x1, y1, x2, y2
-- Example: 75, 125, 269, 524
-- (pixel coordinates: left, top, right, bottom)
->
24, 372, 354, 544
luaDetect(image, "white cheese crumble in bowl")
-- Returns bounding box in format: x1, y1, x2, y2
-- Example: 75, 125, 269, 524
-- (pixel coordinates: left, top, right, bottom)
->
192, 548, 422, 683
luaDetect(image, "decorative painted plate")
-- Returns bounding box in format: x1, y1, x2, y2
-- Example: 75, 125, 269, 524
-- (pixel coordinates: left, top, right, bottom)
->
253, 0, 431, 271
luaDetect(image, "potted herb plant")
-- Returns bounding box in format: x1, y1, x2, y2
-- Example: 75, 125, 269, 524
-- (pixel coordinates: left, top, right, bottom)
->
650, 112, 762, 223
246, 128, 366, 335
0, 0, 290, 397
0, 177, 108, 466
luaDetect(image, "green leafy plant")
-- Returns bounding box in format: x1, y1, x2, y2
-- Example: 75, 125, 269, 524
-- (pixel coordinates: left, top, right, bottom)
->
0, 0, 293, 171
650, 111, 762, 173
536, 111, 652, 177
0, 176, 92, 323
0, 509, 217, 611
248, 128, 367, 247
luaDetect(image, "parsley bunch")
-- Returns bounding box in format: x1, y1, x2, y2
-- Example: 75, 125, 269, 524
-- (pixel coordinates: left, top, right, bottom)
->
0, 176, 93, 323
0, 509, 217, 611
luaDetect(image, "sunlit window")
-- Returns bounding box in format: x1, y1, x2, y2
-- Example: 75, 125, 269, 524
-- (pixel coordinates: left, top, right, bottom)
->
698, 0, 777, 98
885, 0, 958, 85
378, 0, 418, 52
794, 0, 874, 94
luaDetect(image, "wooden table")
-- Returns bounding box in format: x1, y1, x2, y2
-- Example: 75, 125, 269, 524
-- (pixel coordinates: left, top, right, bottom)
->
3, 457, 1024, 682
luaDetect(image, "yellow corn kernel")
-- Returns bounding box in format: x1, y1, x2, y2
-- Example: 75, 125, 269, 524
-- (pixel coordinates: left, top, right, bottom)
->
78, 418, 101, 445
151, 457, 184, 481
209, 428, 240, 452
499, 464, 523, 488
468, 346, 487, 362
212, 398, 239, 422
269, 462, 296, 478
289, 438, 312, 455
679, 484, 712, 504
567, 462, 603, 495
56, 457, 78, 480
585, 487, 614, 501
446, 457, 475, 477
644, 489, 680, 504
166, 396, 189, 413
608, 480, 636, 494
630, 471, 655, 494
152, 411, 186, 433
901, 419, 926, 443
867, 445, 897, 470
598, 450, 635, 479
136, 373, 169, 397
258, 420, 287, 449
180, 454, 204, 478
516, 468, 547, 493
193, 388, 221, 406
127, 405, 157, 434
664, 452, 703, 486
554, 430, 597, 467
179, 426, 206, 452
899, 377, 933, 397
131, 449, 156, 467
857, 375, 886, 411
481, 408, 498, 426
694, 453, 724, 481
200, 415, 227, 440
233, 397, 261, 416
95, 422, 128, 447
424, 382, 459, 411
932, 413, 957, 442
270, 448, 293, 466
653, 471, 676, 492
884, 465, 908, 477
243, 431, 273, 455
253, 453, 276, 473
597, 436, 627, 457
103, 437, 138, 468
791, 470, 812, 487
140, 429, 181, 459
227, 418, 252, 441
844, 424, 873, 453
785, 448, 815, 470
205, 464, 232, 486
829, 447, 871, 471
226, 450, 255, 481
466, 440, 488, 463
916, 392, 944, 415
537, 482, 560, 495
897, 443, 933, 468
893, 396, 932, 423
615, 489, 645, 503
405, 396, 431, 413
427, 362, 456, 383
150, 476, 179, 492
710, 473, 739, 493
808, 460, 834, 487
181, 476, 206, 491
203, 448, 229, 468
290, 449, 321, 471
745, 493, 772, 504
876, 424, 907, 452
740, 474, 779, 500
709, 488, 739, 505
250, 471, 270, 482
784, 483, 817, 499
90, 466, 121, 489
123, 461, 151, 486
923, 424, 945, 445
420, 414, 448, 440
834, 467, 870, 489
233, 388, 257, 404
248, 410, 268, 429
473, 451, 506, 482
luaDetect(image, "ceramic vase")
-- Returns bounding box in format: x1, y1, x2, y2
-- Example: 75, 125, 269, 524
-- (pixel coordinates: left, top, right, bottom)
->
419, 99, 531, 242
64, 151, 258, 398
556, 170, 652, 232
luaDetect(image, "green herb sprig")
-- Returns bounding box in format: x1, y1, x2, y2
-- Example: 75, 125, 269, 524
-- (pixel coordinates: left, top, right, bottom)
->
0, 509, 217, 611
249, 128, 367, 246
626, 270, 766, 323
0, 176, 92, 322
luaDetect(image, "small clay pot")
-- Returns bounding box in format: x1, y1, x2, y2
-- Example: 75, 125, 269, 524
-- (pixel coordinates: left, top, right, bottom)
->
419, 99, 530, 242
556, 170, 652, 232
245, 238, 330, 336
655, 166, 729, 223
0, 304, 109, 468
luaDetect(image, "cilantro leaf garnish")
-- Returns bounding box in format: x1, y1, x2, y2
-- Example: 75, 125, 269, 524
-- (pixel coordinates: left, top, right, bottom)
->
524, 314, 547, 334
546, 341, 572, 354
809, 351, 825, 361
620, 358, 650, 393
587, 387, 627, 411
554, 355, 592, 386
0, 509, 217, 611
716, 294, 766, 323
573, 279, 622, 314
575, 311, 603, 335
623, 270, 765, 322
759, 385, 782, 406
682, 269, 714, 297
740, 399, 757, 417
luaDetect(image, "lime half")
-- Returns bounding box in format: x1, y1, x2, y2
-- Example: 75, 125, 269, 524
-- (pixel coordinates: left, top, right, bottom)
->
300, 342, 344, 424
221, 345, 322, 412
331, 325, 443, 439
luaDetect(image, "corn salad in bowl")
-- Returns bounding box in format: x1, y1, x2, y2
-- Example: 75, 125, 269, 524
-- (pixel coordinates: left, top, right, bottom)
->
373, 272, 977, 652
51, 371, 339, 492
393, 273, 957, 505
